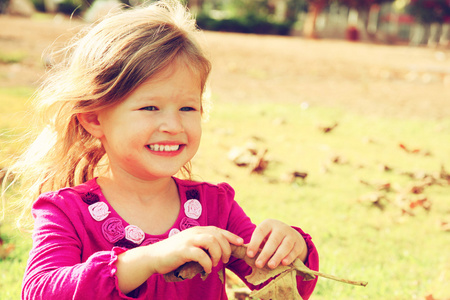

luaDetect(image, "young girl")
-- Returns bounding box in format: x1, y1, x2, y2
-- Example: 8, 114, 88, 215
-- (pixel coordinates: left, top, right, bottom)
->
16, 1, 319, 299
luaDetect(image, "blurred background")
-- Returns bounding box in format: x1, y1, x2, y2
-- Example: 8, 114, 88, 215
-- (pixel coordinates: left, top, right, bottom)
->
2, 0, 450, 46
1, 0, 450, 299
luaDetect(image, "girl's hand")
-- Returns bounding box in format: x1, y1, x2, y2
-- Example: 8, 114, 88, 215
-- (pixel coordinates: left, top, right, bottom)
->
146, 226, 244, 275
246, 219, 308, 269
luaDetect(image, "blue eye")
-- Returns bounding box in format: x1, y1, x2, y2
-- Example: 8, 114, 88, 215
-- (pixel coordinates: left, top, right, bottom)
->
180, 107, 196, 112
140, 106, 158, 111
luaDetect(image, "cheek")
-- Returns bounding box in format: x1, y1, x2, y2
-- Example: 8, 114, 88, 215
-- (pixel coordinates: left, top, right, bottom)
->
113, 131, 144, 155
184, 115, 202, 138
192, 122, 202, 145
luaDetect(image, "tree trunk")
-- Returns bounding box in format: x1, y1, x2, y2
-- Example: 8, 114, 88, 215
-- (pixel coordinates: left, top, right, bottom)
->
365, 4, 380, 41
303, 2, 326, 39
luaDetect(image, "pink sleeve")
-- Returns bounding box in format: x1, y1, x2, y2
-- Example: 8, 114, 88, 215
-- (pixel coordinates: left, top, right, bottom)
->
22, 194, 141, 300
292, 226, 320, 300
219, 183, 319, 299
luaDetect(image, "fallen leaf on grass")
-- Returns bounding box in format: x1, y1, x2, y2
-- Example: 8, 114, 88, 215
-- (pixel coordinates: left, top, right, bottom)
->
357, 192, 389, 210
359, 179, 391, 192
280, 171, 308, 184
399, 143, 419, 153
0, 237, 15, 260
424, 294, 450, 300
408, 184, 425, 194
399, 170, 445, 187
395, 194, 432, 215
398, 143, 431, 156
165, 245, 368, 300
440, 164, 450, 183
439, 221, 450, 232
249, 149, 269, 174
408, 197, 431, 210
317, 122, 338, 133
378, 164, 393, 172
228, 145, 257, 167
227, 144, 270, 174
328, 155, 348, 165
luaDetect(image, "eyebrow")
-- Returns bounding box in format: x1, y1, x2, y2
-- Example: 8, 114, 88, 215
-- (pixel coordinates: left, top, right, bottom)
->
136, 95, 201, 105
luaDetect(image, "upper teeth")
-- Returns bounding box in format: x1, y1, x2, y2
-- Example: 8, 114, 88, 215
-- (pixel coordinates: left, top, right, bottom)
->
149, 144, 180, 152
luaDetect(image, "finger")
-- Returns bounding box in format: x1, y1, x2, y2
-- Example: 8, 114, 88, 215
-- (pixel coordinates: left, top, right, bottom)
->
190, 247, 213, 273
201, 234, 224, 268
195, 228, 241, 266
281, 244, 300, 266
255, 232, 283, 268
196, 226, 243, 246
214, 233, 232, 264
202, 228, 242, 264
213, 228, 244, 264
267, 237, 296, 269
220, 229, 244, 246
247, 221, 272, 258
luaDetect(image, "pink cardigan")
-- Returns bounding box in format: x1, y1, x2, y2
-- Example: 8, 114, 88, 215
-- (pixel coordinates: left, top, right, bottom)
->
23, 178, 319, 299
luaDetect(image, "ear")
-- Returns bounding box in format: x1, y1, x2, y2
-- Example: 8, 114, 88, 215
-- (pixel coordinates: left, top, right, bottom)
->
77, 112, 104, 139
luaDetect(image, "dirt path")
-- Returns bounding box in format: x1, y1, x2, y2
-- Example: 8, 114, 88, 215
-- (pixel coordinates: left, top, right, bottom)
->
1, 14, 449, 119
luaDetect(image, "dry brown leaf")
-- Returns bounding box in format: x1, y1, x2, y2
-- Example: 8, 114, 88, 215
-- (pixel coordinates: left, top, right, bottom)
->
227, 144, 270, 174
250, 270, 302, 300
280, 171, 308, 184
230, 244, 310, 285
425, 294, 436, 300
399, 143, 431, 156
359, 179, 391, 192
0, 242, 15, 260
249, 149, 269, 174
165, 244, 367, 300
317, 122, 338, 133
378, 164, 393, 172
329, 155, 348, 165
423, 294, 450, 300
163, 261, 207, 282
409, 197, 431, 210
440, 164, 450, 183
439, 221, 450, 232
357, 192, 388, 210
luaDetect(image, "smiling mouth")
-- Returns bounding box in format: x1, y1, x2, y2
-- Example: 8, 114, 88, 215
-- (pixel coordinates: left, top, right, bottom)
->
147, 144, 182, 152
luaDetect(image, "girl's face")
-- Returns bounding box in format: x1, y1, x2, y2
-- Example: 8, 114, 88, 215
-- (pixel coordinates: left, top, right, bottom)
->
95, 59, 202, 181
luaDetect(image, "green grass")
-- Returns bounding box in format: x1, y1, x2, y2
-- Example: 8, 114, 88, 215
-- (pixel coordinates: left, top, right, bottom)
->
0, 212, 32, 300
0, 52, 28, 64
195, 100, 450, 299
0, 87, 34, 167
0, 87, 34, 300
1, 89, 450, 299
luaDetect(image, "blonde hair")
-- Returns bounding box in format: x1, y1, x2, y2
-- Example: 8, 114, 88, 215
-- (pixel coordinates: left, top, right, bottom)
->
6, 0, 211, 227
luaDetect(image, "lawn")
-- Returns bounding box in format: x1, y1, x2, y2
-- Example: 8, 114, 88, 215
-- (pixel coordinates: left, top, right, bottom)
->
1, 88, 449, 299
197, 99, 450, 300
1, 14, 450, 300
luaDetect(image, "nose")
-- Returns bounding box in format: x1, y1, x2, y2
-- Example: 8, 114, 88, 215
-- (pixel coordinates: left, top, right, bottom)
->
159, 111, 184, 134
